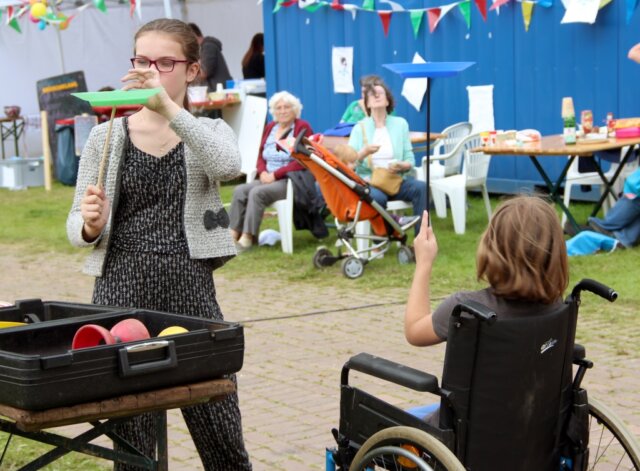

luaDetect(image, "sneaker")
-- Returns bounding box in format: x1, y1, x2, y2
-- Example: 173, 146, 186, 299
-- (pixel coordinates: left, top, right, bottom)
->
587, 219, 616, 239
398, 215, 421, 228
563, 220, 589, 237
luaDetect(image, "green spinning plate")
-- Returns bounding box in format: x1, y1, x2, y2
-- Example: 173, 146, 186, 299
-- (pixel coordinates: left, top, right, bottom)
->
71, 88, 162, 106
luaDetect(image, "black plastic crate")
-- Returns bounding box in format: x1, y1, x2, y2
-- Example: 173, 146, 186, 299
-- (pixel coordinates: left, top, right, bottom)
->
0, 309, 244, 410
0, 299, 123, 324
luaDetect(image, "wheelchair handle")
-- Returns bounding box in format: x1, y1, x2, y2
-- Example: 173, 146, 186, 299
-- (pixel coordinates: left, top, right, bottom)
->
451, 301, 497, 325
571, 279, 617, 302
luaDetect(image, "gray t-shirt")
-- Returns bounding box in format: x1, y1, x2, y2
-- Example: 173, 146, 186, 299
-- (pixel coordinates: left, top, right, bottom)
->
432, 288, 563, 340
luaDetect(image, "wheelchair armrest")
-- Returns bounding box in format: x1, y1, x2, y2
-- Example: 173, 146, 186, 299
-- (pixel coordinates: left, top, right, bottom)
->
451, 301, 497, 324
343, 352, 439, 393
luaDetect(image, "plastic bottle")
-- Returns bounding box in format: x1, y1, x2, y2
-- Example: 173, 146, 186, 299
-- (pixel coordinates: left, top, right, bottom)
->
562, 97, 576, 145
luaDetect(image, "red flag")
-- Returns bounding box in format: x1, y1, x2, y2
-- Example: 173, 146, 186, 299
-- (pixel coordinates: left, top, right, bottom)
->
378, 11, 392, 36
129, 0, 135, 17
331, 0, 345, 10
427, 8, 441, 33
282, 0, 298, 6
474, 0, 488, 20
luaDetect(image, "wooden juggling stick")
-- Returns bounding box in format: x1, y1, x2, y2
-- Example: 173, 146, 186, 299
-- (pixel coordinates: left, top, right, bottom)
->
96, 106, 117, 189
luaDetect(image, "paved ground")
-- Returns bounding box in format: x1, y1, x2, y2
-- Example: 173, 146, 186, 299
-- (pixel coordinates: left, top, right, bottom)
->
0, 245, 638, 470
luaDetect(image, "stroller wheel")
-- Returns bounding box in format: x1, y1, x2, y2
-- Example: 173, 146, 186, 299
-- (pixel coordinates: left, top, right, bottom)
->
341, 257, 365, 279
313, 246, 333, 269
397, 246, 416, 265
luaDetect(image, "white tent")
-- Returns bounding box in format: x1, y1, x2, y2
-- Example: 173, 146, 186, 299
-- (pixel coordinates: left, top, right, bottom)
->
0, 0, 263, 156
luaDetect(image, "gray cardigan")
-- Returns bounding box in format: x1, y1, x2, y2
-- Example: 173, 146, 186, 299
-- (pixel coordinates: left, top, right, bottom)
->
67, 109, 241, 277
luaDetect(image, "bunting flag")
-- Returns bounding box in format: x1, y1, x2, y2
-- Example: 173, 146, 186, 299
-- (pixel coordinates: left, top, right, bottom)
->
343, 3, 359, 18
93, 0, 107, 13
599, 0, 612, 7
379, 0, 403, 10
378, 10, 391, 35
458, 0, 471, 28
362, 0, 374, 10
409, 9, 423, 37
489, 0, 510, 11
273, 0, 285, 12
331, 0, 344, 9
626, 0, 638, 22
538, 0, 553, 7
522, 0, 534, 30
129, 0, 136, 17
427, 8, 441, 32
9, 17, 20, 32
474, 0, 487, 20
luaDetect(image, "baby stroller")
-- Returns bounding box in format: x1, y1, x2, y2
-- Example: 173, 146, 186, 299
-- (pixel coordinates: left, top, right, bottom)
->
282, 131, 419, 279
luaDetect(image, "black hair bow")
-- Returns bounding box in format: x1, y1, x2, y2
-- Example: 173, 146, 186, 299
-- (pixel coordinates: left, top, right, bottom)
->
203, 209, 230, 230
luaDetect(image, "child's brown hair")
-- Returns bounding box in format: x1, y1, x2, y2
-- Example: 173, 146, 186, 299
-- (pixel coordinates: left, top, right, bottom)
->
476, 195, 568, 304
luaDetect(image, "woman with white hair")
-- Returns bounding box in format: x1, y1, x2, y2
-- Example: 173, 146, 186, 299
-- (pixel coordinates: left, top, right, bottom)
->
229, 91, 313, 250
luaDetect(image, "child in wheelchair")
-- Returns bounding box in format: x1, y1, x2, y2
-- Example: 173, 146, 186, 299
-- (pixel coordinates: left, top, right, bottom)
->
404, 195, 568, 424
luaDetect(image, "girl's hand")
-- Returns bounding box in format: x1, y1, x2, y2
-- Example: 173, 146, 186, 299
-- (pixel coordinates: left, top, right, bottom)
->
413, 210, 437, 268
80, 185, 111, 242
120, 67, 174, 115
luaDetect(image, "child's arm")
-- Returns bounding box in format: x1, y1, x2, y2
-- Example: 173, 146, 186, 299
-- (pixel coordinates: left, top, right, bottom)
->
405, 211, 443, 346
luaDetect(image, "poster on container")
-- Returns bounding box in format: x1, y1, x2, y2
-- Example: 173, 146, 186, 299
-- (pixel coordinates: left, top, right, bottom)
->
332, 47, 354, 94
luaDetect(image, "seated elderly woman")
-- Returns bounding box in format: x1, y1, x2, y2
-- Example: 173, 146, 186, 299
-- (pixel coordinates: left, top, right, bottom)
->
229, 91, 313, 250
348, 80, 426, 232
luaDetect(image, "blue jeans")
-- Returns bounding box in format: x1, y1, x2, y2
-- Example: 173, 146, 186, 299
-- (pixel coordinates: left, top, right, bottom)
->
588, 196, 640, 248
369, 177, 427, 234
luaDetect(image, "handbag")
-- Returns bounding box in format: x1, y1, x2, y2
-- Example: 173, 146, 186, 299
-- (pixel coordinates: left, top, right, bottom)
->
360, 122, 403, 196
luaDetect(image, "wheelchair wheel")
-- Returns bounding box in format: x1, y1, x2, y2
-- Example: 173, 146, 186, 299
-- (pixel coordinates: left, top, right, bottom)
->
588, 397, 640, 470
349, 426, 464, 471
341, 257, 364, 279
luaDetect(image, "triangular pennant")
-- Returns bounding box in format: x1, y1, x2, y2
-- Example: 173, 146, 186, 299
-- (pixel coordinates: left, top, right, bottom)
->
378, 11, 392, 36
9, 17, 21, 32
331, 0, 344, 9
362, 0, 374, 10
379, 0, 404, 10
489, 0, 511, 11
538, 0, 552, 7
427, 8, 441, 32
273, 0, 284, 12
282, 0, 298, 6
304, 3, 325, 10
129, 0, 136, 17
93, 0, 107, 13
522, 1, 534, 30
626, 0, 638, 23
409, 10, 423, 37
458, 0, 471, 28
474, 0, 487, 20
599, 0, 612, 8
299, 0, 317, 6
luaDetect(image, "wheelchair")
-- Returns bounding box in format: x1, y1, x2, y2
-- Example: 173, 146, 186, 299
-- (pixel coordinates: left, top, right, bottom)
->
326, 279, 640, 471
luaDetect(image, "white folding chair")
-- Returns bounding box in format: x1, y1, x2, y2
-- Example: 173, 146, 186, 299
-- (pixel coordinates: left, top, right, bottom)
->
431, 134, 492, 235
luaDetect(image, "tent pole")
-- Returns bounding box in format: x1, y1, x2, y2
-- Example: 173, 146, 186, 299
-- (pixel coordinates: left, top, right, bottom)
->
55, 28, 66, 74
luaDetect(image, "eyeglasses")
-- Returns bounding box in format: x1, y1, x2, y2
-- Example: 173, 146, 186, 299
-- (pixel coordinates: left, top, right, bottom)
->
130, 57, 190, 73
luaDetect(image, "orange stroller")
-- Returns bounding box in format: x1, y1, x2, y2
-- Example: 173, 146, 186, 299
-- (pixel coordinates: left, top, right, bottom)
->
282, 131, 419, 279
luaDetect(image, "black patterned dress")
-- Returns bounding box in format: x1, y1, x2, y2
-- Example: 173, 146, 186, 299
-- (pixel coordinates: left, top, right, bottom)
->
93, 120, 252, 471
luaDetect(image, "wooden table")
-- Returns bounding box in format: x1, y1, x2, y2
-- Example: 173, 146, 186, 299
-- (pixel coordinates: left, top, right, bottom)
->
0, 378, 234, 470
190, 97, 241, 118
321, 131, 445, 153
476, 134, 640, 231
0, 116, 25, 159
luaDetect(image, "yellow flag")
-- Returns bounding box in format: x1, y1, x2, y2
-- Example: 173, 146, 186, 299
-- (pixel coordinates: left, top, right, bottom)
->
522, 1, 534, 31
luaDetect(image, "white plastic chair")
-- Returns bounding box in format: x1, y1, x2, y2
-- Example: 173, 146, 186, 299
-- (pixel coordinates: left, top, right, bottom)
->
561, 146, 639, 227
430, 122, 473, 177
273, 179, 294, 254
430, 133, 492, 235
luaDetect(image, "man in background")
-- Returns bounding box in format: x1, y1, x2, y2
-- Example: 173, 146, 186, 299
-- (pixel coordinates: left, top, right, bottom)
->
189, 23, 232, 91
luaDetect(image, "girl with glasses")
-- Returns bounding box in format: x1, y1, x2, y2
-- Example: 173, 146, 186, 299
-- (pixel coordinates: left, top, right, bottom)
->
67, 18, 252, 471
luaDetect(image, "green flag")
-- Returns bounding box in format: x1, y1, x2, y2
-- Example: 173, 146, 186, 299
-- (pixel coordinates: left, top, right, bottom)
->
362, 0, 374, 10
304, 3, 325, 12
458, 0, 471, 29
9, 17, 21, 33
94, 0, 107, 12
410, 10, 423, 38
273, 0, 284, 12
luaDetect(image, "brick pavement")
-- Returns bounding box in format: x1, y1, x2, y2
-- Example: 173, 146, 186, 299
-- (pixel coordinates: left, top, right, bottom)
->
0, 247, 638, 470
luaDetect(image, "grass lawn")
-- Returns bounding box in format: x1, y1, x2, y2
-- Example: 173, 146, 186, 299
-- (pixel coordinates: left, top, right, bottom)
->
0, 181, 637, 467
